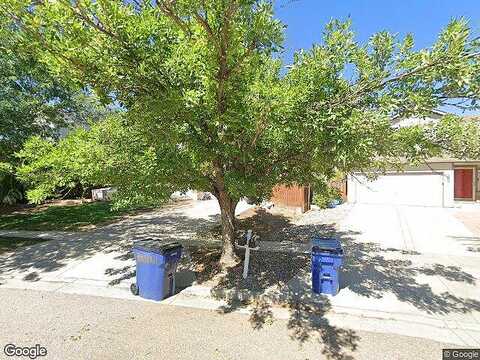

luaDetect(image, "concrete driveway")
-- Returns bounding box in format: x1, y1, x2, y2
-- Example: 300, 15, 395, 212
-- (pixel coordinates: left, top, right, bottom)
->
324, 204, 480, 346
342, 204, 479, 255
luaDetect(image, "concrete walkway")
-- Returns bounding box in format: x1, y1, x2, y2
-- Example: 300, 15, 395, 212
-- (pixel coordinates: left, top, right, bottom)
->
0, 199, 250, 289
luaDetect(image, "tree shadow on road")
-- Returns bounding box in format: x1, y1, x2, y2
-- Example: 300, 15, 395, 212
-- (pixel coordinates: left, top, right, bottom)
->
209, 209, 480, 359
216, 275, 360, 360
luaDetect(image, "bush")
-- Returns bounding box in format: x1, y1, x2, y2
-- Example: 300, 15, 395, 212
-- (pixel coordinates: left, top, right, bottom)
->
0, 162, 24, 205
16, 131, 102, 204
312, 186, 342, 209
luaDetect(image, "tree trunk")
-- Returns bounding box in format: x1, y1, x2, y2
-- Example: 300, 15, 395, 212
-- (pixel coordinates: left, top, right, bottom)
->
217, 190, 239, 268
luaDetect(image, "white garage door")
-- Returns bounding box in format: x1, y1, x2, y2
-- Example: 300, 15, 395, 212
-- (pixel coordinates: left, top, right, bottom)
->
352, 173, 444, 207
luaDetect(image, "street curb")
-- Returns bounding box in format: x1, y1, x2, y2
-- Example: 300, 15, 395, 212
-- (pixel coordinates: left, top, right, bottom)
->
179, 284, 480, 335
180, 284, 326, 306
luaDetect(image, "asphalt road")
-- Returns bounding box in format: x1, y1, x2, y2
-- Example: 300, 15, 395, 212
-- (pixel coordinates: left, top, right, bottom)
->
0, 288, 452, 360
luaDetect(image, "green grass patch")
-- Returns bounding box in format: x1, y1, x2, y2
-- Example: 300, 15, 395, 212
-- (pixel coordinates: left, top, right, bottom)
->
0, 202, 136, 231
0, 236, 50, 255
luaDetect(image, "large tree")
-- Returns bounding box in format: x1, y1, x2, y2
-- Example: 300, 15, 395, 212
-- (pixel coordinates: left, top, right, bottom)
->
0, 19, 109, 163
3, 0, 480, 265
0, 16, 110, 204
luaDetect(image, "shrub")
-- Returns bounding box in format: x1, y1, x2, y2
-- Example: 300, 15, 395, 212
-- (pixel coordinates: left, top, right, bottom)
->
16, 130, 102, 204
312, 186, 342, 209
0, 163, 24, 205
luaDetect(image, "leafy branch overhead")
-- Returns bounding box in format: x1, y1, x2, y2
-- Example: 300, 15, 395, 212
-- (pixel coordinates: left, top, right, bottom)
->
3, 0, 480, 263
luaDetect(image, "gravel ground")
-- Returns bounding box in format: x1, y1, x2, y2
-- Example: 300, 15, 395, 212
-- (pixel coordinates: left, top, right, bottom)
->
295, 204, 352, 227
214, 252, 309, 293
181, 204, 352, 294
176, 245, 308, 293
237, 204, 352, 243
0, 288, 454, 360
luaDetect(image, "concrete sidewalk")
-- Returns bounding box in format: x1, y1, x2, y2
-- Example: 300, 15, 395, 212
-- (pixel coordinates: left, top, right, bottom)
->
0, 199, 247, 287
1, 202, 480, 348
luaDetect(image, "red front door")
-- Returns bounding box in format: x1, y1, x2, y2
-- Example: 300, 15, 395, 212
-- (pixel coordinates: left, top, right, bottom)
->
454, 168, 474, 199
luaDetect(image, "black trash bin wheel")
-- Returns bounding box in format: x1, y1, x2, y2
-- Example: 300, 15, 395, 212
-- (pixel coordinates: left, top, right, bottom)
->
130, 283, 139, 296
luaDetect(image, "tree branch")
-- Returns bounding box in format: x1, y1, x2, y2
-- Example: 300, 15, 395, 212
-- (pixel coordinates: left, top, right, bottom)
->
66, 1, 119, 40
227, 39, 257, 77
193, 12, 214, 40
155, 0, 192, 36
325, 50, 480, 111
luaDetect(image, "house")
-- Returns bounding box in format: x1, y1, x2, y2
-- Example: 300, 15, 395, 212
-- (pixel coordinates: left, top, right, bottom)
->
347, 111, 480, 207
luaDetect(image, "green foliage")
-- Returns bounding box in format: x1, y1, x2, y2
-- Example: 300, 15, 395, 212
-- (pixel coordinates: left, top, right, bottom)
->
16, 114, 196, 207
16, 128, 103, 204
0, 14, 111, 205
429, 114, 480, 159
0, 202, 136, 231
312, 186, 342, 209
3, 1, 480, 251
88, 115, 201, 209
0, 162, 23, 205
0, 16, 108, 163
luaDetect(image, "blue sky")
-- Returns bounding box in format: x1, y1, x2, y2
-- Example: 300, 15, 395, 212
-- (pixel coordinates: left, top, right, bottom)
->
274, 0, 480, 63
273, 0, 480, 115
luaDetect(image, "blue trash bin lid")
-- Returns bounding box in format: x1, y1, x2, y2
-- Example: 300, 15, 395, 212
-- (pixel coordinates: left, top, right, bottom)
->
133, 238, 183, 255
312, 237, 343, 254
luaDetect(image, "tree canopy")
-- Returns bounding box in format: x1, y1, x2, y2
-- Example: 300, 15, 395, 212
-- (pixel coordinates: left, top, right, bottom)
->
0, 15, 111, 204
0, 20, 109, 163
3, 0, 480, 264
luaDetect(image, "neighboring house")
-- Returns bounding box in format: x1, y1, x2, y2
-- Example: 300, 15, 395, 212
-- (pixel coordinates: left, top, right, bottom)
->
348, 110, 480, 207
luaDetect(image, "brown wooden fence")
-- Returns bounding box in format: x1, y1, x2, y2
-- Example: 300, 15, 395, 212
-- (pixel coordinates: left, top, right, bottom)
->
271, 184, 311, 213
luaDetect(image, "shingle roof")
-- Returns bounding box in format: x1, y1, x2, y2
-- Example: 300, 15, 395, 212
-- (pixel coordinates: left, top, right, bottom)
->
462, 115, 480, 122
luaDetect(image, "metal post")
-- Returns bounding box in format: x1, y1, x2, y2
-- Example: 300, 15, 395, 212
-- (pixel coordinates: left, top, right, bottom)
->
242, 230, 252, 279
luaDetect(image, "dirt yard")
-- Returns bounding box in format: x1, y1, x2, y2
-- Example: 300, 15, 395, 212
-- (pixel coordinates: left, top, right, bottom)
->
236, 204, 351, 243
180, 204, 352, 294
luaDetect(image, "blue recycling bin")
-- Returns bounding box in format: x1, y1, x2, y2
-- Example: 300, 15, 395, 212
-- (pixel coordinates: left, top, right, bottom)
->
131, 239, 183, 301
311, 237, 344, 296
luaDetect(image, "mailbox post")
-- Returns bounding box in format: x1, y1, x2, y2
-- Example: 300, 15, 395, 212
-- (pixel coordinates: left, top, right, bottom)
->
236, 229, 259, 279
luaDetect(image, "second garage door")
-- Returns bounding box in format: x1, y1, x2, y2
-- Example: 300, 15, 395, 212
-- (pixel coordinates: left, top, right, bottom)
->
351, 173, 445, 207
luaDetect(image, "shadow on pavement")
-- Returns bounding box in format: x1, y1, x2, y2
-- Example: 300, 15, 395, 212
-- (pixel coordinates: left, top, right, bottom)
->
449, 235, 480, 253
2, 204, 479, 359
207, 210, 480, 359
216, 274, 359, 360
341, 235, 479, 315
0, 205, 220, 286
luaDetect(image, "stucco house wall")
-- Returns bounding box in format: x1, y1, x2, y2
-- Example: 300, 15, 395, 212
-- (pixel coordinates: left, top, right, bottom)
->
347, 112, 480, 208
